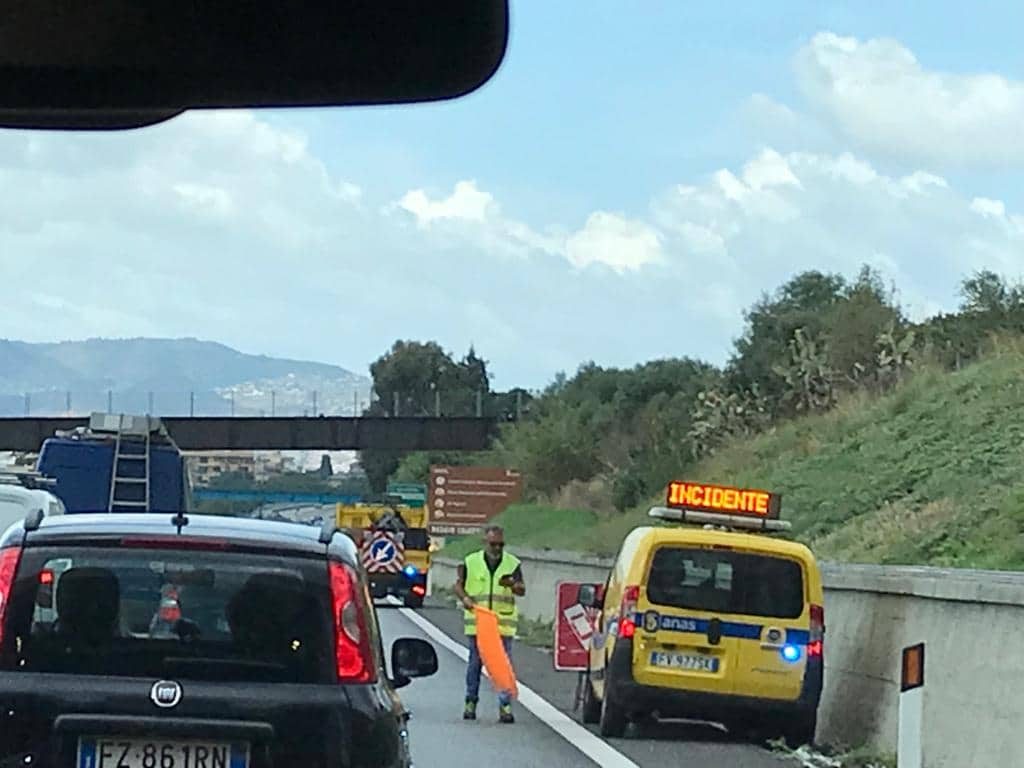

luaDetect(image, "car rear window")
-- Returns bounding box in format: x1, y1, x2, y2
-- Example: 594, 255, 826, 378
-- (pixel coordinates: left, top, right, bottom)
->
1, 545, 337, 683
645, 546, 805, 619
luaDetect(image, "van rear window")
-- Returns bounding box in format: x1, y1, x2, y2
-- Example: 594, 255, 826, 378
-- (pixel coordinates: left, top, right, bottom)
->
0, 546, 337, 683
646, 547, 805, 619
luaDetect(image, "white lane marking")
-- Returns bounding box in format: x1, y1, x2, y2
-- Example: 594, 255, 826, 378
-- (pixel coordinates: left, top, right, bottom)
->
395, 603, 641, 768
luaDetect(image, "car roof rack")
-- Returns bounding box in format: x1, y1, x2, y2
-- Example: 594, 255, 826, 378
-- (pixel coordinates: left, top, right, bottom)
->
0, 469, 57, 490
648, 506, 792, 533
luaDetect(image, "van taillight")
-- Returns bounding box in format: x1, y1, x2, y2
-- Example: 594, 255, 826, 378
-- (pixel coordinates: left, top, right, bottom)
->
618, 585, 640, 638
808, 603, 824, 658
329, 561, 375, 684
0, 547, 23, 648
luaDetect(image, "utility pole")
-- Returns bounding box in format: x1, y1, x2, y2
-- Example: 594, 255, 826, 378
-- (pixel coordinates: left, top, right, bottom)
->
271, 391, 276, 417
189, 391, 195, 417
312, 390, 318, 416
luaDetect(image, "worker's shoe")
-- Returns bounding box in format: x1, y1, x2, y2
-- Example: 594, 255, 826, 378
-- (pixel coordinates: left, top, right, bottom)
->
499, 703, 515, 724
463, 699, 477, 720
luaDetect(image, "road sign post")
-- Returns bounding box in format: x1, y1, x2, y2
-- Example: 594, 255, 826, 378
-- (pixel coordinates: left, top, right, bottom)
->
554, 581, 597, 672
899, 642, 925, 768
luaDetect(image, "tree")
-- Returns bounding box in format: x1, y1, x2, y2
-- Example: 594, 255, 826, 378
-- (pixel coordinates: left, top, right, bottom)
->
825, 266, 902, 386
359, 340, 493, 491
729, 271, 847, 409
960, 270, 1010, 315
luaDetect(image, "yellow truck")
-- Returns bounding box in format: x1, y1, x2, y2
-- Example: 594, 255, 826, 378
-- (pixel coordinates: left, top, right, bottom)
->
336, 501, 431, 608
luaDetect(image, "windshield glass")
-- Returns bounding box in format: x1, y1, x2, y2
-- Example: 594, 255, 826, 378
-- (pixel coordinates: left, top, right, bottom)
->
1, 546, 336, 683
646, 546, 804, 619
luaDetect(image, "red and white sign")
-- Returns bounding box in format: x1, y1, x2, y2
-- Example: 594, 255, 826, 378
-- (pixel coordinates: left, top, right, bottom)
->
554, 581, 598, 671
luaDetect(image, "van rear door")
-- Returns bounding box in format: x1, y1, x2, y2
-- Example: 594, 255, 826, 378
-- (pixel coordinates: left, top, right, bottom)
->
633, 545, 742, 697
727, 548, 809, 702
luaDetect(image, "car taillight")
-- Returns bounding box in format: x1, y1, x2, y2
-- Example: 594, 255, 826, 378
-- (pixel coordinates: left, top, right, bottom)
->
411, 584, 426, 597
618, 585, 640, 638
808, 603, 824, 658
329, 561, 375, 684
0, 547, 23, 648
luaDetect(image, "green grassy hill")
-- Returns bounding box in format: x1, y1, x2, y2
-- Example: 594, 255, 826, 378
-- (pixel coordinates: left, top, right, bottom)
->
442, 348, 1024, 570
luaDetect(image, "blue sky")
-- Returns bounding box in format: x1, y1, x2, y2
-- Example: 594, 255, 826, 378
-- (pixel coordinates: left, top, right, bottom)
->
3, 2, 1024, 388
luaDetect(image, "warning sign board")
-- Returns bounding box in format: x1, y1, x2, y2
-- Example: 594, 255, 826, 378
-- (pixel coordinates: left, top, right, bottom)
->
359, 531, 405, 574
428, 465, 523, 535
554, 581, 598, 671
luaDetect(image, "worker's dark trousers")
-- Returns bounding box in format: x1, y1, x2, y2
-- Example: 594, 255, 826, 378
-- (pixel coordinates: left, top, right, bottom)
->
465, 634, 513, 706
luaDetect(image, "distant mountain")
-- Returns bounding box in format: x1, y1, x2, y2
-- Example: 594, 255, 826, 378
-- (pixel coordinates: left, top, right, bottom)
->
0, 338, 370, 417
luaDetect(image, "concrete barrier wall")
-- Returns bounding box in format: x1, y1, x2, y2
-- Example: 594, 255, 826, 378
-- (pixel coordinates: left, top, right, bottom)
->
433, 551, 1024, 767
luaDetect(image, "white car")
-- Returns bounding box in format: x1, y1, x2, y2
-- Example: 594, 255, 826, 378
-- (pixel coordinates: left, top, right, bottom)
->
0, 473, 65, 533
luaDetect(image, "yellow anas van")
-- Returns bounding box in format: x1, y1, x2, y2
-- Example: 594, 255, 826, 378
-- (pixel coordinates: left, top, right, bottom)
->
578, 482, 824, 746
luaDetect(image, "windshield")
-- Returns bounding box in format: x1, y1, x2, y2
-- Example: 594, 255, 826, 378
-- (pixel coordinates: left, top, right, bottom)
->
646, 547, 805, 620
0, 6, 1019, 765
1, 546, 336, 683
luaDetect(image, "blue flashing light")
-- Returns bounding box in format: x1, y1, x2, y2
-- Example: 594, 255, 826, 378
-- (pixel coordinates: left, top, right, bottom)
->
403, 565, 419, 579
781, 644, 801, 663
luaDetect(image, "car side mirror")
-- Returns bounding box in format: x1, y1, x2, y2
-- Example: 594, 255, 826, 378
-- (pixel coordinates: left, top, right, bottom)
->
577, 584, 603, 609
390, 637, 438, 689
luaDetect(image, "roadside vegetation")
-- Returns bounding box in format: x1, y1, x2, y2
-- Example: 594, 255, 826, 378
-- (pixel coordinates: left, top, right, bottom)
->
361, 267, 1024, 570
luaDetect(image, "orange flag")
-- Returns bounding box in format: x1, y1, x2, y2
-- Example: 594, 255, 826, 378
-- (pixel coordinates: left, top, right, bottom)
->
474, 606, 518, 699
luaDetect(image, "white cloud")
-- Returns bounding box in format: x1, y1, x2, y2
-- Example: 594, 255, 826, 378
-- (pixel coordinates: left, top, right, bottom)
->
2, 109, 1024, 387
399, 180, 494, 225
565, 212, 664, 273
796, 31, 1024, 166
173, 182, 235, 219
971, 197, 1006, 218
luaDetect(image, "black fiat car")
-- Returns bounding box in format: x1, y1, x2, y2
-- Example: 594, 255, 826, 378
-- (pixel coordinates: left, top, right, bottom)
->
0, 511, 438, 768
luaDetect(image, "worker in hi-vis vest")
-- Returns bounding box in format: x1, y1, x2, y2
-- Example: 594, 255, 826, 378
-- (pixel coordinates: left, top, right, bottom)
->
454, 524, 526, 724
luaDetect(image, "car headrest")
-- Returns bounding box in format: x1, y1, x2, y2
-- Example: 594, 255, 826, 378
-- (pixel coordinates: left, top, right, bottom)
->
56, 567, 121, 640
226, 572, 316, 643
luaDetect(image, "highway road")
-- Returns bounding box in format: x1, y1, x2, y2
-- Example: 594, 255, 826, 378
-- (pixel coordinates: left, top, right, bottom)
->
378, 601, 789, 768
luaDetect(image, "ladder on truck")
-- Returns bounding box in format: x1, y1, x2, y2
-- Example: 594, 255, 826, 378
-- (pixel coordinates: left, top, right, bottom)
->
97, 413, 160, 513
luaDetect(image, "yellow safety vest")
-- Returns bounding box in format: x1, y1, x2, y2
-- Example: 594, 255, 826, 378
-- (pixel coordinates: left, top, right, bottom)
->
463, 550, 520, 638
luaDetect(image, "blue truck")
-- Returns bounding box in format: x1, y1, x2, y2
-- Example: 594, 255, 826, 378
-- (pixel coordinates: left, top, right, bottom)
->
35, 413, 192, 513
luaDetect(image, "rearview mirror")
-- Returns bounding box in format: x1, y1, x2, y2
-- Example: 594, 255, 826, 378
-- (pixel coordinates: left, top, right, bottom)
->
0, 0, 509, 130
390, 637, 438, 689
577, 584, 604, 609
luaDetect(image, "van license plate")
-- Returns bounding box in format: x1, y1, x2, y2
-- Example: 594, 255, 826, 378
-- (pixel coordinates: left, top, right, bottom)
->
78, 738, 249, 768
650, 651, 719, 673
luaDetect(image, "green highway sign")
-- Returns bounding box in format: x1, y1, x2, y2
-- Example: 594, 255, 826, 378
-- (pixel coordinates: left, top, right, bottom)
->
387, 482, 427, 504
